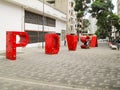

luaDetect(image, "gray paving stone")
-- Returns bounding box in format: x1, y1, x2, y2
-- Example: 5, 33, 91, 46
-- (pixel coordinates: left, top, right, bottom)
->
0, 43, 120, 90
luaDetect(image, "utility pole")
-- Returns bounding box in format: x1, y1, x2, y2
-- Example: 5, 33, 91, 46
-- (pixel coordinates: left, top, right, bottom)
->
42, 0, 45, 49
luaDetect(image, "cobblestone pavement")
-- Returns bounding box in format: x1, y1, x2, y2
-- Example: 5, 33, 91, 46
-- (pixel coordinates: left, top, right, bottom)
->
0, 43, 120, 90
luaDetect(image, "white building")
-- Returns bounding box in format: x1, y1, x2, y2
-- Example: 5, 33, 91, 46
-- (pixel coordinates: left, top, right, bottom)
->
45, 0, 76, 34
88, 15, 97, 34
0, 0, 66, 52
67, 0, 76, 34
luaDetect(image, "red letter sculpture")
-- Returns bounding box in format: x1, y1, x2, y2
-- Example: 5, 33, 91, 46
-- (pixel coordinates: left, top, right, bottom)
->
90, 35, 98, 47
80, 35, 90, 49
66, 34, 78, 51
45, 33, 60, 54
6, 31, 29, 60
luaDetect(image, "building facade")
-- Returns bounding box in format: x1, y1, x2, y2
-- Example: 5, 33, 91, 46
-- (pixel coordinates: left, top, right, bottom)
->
0, 0, 66, 51
45, 0, 77, 35
88, 15, 97, 34
117, 0, 120, 16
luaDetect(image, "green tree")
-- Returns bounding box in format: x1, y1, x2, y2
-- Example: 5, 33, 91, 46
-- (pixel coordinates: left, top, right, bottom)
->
83, 19, 90, 28
107, 14, 120, 30
74, 0, 90, 36
95, 27, 108, 39
90, 0, 120, 40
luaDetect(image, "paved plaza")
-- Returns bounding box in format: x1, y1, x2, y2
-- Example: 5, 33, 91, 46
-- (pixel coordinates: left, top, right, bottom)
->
0, 42, 120, 90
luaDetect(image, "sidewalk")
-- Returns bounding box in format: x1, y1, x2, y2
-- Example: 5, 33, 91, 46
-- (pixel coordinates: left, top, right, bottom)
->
0, 43, 120, 90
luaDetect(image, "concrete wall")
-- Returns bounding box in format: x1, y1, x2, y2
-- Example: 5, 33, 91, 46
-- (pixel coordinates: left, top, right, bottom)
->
25, 23, 55, 32
117, 0, 120, 16
5, 0, 66, 21
55, 0, 68, 14
25, 19, 66, 33
55, 20, 66, 33
0, 0, 24, 51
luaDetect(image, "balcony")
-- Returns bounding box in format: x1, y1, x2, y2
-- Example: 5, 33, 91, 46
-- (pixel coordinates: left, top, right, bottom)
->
46, 0, 55, 4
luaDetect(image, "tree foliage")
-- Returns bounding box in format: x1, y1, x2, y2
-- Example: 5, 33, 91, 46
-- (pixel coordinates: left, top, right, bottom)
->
74, 0, 89, 18
74, 0, 90, 34
83, 19, 90, 28
74, 0, 83, 12
90, 0, 120, 39
74, 0, 120, 38
95, 27, 108, 39
74, 0, 89, 10
76, 11, 84, 18
90, 0, 114, 16
107, 13, 120, 30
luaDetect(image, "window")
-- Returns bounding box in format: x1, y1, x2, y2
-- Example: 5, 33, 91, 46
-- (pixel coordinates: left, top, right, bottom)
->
47, 17, 55, 27
25, 11, 55, 27
47, 0, 55, 4
86, 0, 91, 3
25, 31, 39, 43
71, 2, 74, 7
25, 11, 56, 43
69, 10, 71, 14
71, 10, 74, 16
70, 26, 73, 31
25, 30, 48, 43
25, 11, 43, 25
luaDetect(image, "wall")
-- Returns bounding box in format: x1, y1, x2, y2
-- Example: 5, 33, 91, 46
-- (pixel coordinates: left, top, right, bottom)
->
117, 0, 120, 16
0, 0, 24, 51
5, 0, 66, 22
55, 0, 68, 14
25, 23, 55, 32
25, 21, 66, 33
55, 20, 66, 33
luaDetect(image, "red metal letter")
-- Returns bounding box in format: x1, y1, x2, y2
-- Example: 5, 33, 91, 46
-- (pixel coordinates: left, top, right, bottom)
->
80, 36, 90, 49
6, 31, 29, 60
66, 34, 78, 51
45, 33, 60, 54
90, 35, 98, 47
